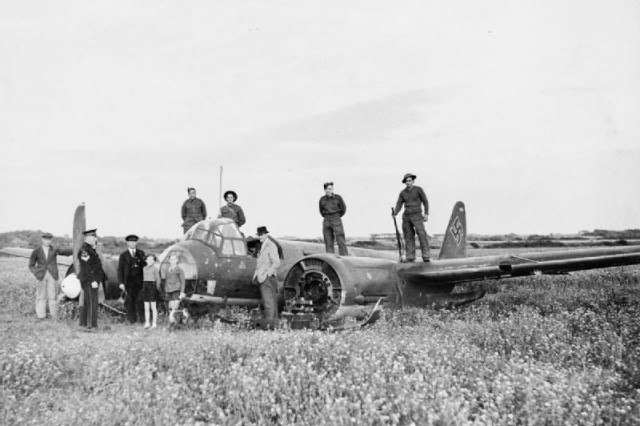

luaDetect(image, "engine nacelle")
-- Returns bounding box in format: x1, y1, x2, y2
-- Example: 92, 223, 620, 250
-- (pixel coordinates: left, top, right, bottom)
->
282, 254, 401, 328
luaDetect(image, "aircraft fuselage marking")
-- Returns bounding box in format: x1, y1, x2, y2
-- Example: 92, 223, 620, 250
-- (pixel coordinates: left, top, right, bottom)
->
450, 216, 464, 246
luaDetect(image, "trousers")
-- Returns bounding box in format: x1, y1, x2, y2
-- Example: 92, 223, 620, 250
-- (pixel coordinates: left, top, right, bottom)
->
322, 216, 348, 256
125, 280, 144, 323
35, 272, 58, 319
403, 214, 430, 261
79, 284, 99, 328
259, 275, 279, 329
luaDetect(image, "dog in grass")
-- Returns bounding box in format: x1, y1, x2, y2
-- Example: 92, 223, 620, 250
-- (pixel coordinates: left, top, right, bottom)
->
169, 298, 238, 329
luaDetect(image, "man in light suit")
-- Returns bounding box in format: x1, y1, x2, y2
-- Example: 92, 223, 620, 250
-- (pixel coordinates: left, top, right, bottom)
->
252, 226, 281, 330
118, 234, 146, 324
28, 232, 73, 320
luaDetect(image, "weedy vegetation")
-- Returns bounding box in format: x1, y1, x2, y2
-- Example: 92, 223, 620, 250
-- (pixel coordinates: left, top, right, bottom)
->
1, 254, 639, 425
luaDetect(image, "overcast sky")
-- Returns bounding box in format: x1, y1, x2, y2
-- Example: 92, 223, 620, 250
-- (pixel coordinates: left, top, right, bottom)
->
1, 1, 639, 239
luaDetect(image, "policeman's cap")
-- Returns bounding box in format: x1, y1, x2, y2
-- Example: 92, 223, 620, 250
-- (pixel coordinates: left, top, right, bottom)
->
125, 234, 139, 242
42, 232, 54, 239
83, 229, 97, 236
402, 173, 417, 183
257, 226, 269, 236
224, 190, 238, 201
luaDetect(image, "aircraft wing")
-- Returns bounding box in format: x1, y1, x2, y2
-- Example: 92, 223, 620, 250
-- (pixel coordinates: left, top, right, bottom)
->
396, 246, 640, 285
0, 247, 74, 266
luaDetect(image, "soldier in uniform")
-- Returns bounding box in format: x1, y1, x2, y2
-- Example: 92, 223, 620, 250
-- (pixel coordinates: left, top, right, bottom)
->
393, 173, 430, 262
77, 229, 107, 330
181, 187, 207, 233
219, 190, 246, 228
118, 234, 146, 324
318, 182, 349, 255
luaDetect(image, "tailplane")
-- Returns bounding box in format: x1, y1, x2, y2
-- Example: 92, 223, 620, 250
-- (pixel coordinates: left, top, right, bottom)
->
439, 201, 467, 260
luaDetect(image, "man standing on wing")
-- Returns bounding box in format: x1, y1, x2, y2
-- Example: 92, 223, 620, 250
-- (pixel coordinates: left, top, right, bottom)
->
28, 232, 73, 321
118, 234, 146, 324
252, 226, 281, 330
393, 173, 430, 262
318, 182, 349, 256
78, 229, 107, 330
181, 187, 207, 234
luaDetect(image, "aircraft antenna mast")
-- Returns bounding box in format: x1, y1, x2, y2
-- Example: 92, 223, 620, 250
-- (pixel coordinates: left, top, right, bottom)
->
219, 166, 223, 207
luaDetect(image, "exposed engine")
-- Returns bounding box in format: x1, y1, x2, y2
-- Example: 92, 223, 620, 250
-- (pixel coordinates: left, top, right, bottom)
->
282, 255, 399, 329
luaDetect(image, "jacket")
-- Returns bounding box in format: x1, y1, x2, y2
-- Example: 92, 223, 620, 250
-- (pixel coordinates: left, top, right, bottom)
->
77, 242, 107, 285
181, 198, 207, 228
29, 245, 73, 281
164, 266, 186, 293
118, 249, 146, 286
253, 238, 281, 284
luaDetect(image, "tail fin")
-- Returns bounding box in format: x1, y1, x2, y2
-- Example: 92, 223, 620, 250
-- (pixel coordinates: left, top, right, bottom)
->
439, 201, 467, 260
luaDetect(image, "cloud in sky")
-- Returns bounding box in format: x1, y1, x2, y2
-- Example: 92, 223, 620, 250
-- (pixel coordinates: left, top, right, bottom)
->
1, 0, 639, 239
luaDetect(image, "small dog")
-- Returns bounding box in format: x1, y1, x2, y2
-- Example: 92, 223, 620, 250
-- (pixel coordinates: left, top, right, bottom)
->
173, 299, 237, 328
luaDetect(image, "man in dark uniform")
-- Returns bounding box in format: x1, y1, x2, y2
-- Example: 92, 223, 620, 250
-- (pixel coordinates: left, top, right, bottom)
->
219, 190, 246, 227
393, 173, 430, 262
118, 234, 146, 324
78, 229, 107, 330
181, 187, 207, 233
318, 182, 348, 256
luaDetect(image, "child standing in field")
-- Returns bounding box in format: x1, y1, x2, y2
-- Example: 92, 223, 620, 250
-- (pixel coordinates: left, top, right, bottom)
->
164, 253, 186, 325
141, 254, 161, 329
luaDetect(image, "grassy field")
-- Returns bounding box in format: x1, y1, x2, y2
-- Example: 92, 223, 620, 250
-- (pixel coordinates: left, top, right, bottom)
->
1, 254, 640, 425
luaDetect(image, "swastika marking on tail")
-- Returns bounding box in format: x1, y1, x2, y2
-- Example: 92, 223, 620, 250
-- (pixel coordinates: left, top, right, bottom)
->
449, 216, 464, 246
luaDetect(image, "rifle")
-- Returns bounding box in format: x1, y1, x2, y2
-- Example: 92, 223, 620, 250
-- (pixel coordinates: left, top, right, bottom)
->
391, 207, 407, 262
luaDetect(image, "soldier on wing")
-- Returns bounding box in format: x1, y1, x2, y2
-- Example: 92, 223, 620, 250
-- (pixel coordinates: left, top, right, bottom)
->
77, 229, 107, 330
219, 190, 246, 228
28, 232, 73, 321
319, 182, 349, 256
393, 173, 431, 262
181, 187, 207, 234
118, 234, 146, 324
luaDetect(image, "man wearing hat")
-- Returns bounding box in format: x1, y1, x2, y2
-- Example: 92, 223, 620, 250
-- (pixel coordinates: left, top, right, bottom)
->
118, 234, 147, 324
252, 226, 281, 329
181, 187, 208, 234
392, 173, 431, 262
28, 232, 73, 320
318, 182, 349, 256
219, 190, 246, 227
78, 229, 107, 329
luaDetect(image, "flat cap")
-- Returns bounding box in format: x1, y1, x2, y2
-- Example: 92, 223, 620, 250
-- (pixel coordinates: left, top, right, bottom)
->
82, 229, 97, 236
125, 234, 139, 242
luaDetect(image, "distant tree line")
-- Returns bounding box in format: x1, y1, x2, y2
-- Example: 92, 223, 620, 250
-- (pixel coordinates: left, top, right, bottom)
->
0, 231, 177, 256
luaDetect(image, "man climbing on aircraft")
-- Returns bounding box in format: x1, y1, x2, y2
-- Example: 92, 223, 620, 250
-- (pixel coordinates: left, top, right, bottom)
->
318, 182, 349, 256
393, 173, 430, 262
181, 187, 207, 234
